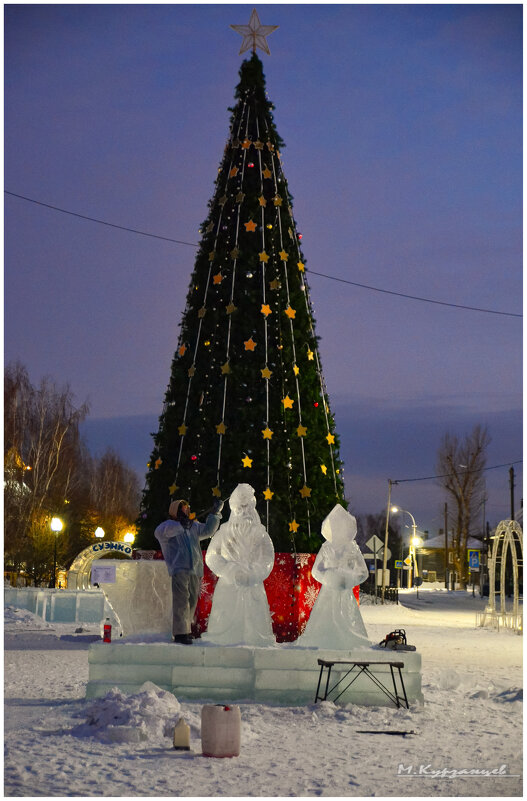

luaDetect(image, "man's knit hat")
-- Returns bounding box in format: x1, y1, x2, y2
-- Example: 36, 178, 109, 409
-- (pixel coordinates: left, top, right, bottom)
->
169, 499, 189, 519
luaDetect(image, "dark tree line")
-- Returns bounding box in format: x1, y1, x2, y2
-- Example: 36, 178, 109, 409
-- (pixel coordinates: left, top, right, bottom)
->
4, 362, 140, 585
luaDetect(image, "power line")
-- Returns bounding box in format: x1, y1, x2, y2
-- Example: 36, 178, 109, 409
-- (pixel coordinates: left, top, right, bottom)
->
306, 269, 522, 318
392, 459, 523, 484
4, 190, 198, 248
5, 189, 522, 318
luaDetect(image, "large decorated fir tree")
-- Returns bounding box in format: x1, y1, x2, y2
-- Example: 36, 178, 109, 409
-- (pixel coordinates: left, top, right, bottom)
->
138, 28, 346, 553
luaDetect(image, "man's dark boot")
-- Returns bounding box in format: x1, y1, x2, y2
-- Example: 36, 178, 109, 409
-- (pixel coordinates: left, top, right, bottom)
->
173, 634, 193, 645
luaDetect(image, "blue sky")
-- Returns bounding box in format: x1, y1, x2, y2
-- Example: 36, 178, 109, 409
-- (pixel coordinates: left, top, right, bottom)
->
5, 4, 522, 534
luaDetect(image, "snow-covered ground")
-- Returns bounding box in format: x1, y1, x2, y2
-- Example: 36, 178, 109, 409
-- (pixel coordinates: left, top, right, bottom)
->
4, 588, 523, 797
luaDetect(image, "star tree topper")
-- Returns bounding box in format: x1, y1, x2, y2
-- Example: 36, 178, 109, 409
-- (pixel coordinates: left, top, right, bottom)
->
231, 8, 279, 55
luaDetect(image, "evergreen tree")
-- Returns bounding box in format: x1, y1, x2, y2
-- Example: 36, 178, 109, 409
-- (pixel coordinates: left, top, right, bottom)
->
138, 53, 346, 552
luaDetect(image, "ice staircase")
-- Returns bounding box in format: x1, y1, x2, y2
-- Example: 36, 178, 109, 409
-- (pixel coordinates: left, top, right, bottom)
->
86, 640, 423, 706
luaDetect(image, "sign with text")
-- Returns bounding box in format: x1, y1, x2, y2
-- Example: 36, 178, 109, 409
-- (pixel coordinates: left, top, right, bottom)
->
91, 564, 116, 584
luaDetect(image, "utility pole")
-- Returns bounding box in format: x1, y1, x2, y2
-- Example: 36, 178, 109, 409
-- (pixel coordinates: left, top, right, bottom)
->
444, 502, 449, 590
381, 480, 393, 604
509, 466, 515, 519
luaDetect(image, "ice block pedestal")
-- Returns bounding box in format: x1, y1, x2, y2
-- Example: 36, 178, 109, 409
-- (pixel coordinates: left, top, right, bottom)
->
86, 640, 423, 707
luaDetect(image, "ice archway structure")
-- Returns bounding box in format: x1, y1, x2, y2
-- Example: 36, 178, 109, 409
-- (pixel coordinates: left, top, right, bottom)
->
67, 541, 134, 590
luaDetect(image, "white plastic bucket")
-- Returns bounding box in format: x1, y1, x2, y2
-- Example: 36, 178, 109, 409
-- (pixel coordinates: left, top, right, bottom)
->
201, 704, 241, 758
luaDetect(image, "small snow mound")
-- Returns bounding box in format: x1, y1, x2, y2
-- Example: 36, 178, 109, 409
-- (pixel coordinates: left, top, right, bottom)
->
4, 605, 53, 630
70, 682, 200, 744
470, 689, 489, 700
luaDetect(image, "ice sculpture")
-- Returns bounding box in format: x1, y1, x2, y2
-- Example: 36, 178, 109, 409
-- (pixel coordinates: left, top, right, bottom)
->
204, 483, 276, 646
297, 504, 370, 649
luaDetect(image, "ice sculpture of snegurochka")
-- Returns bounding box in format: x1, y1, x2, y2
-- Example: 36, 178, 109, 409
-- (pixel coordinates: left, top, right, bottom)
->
297, 504, 370, 649
204, 483, 276, 646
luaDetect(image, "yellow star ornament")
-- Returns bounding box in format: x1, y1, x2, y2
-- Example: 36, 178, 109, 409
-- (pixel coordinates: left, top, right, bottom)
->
263, 488, 274, 501
296, 424, 307, 437
216, 422, 227, 435
244, 337, 257, 351
284, 306, 296, 319
299, 485, 312, 498
169, 483, 179, 495
282, 395, 294, 409
242, 455, 253, 468
261, 366, 272, 379
244, 220, 257, 232
289, 520, 299, 533
262, 427, 273, 440
212, 486, 222, 498
320, 464, 328, 475
261, 304, 272, 317
326, 433, 336, 445
178, 424, 187, 436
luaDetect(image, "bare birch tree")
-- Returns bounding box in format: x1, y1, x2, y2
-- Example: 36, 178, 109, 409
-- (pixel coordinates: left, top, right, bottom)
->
89, 448, 140, 539
4, 362, 90, 579
5, 363, 140, 584
436, 424, 490, 588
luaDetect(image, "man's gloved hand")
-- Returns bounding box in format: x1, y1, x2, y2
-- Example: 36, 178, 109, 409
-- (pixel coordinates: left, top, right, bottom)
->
212, 498, 224, 515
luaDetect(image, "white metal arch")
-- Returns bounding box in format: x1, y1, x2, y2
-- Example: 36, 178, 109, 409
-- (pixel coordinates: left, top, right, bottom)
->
480, 520, 523, 633
67, 541, 134, 590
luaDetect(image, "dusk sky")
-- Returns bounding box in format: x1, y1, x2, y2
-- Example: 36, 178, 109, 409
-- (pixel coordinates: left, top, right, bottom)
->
5, 4, 523, 537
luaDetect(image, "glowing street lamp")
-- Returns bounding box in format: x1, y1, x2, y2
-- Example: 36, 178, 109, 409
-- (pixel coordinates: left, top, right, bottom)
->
391, 506, 419, 589
50, 517, 64, 589
123, 532, 135, 544
94, 527, 105, 538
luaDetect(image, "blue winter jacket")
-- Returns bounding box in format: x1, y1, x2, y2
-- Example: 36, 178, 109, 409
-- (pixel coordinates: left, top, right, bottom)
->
154, 514, 221, 577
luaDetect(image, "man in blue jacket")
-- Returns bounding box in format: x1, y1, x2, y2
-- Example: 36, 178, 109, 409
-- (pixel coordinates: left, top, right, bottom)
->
155, 498, 223, 644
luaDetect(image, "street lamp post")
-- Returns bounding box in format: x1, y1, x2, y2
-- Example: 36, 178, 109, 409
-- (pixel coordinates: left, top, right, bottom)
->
391, 506, 418, 589
50, 517, 64, 589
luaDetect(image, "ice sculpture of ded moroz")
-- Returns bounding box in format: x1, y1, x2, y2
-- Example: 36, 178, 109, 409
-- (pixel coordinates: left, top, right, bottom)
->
297, 504, 370, 649
204, 483, 276, 646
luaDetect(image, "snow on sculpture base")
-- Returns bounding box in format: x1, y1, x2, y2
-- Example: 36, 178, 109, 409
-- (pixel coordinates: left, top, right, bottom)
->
86, 640, 423, 707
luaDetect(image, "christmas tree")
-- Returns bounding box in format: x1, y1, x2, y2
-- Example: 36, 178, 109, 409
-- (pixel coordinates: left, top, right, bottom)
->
138, 19, 346, 553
